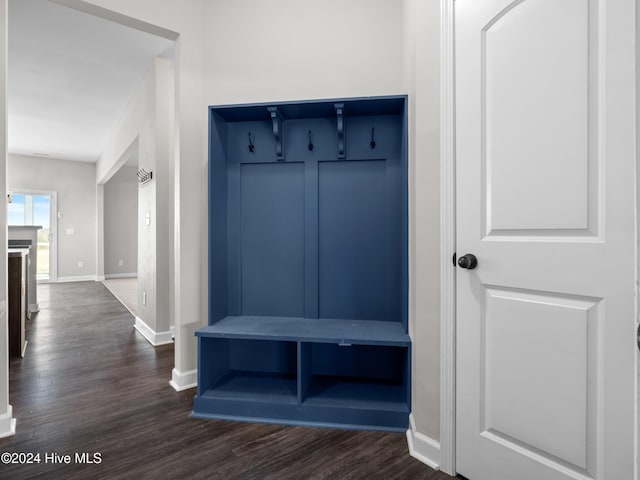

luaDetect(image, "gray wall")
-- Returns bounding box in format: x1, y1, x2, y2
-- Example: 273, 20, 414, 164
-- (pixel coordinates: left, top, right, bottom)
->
104, 165, 138, 276
8, 153, 97, 280
97, 57, 174, 336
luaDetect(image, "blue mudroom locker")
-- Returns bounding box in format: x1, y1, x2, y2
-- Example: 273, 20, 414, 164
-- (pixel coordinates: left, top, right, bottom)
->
193, 96, 410, 431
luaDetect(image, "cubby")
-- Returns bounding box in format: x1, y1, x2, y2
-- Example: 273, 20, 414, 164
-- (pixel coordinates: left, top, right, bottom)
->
194, 96, 410, 431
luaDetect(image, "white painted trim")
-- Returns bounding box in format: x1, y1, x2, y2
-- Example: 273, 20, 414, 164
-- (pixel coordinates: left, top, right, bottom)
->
170, 325, 175, 338
407, 413, 441, 470
55, 275, 99, 283
169, 367, 197, 391
134, 316, 173, 346
95, 275, 105, 281
28, 303, 39, 314
0, 405, 16, 439
439, 0, 457, 476
104, 273, 137, 279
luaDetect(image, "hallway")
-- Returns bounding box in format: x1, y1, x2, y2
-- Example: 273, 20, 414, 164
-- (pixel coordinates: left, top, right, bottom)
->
0, 282, 448, 479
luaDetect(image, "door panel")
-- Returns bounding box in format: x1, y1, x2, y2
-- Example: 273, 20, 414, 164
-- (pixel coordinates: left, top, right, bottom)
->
483, 288, 598, 471
456, 0, 636, 479
483, 0, 593, 235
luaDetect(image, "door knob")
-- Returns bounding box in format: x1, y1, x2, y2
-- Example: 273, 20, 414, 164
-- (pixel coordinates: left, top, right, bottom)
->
458, 254, 478, 270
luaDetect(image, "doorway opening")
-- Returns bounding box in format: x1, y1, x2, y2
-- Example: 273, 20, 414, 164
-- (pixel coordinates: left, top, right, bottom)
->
8, 189, 57, 281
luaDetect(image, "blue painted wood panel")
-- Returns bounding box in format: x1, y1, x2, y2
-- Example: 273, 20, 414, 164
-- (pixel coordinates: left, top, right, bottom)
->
196, 316, 410, 346
227, 339, 297, 374
304, 377, 408, 412
209, 113, 229, 323
310, 343, 405, 381
318, 160, 393, 322
193, 338, 409, 430
240, 162, 305, 317
193, 395, 409, 432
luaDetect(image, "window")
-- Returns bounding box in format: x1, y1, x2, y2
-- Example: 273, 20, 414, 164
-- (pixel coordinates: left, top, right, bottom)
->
8, 192, 54, 280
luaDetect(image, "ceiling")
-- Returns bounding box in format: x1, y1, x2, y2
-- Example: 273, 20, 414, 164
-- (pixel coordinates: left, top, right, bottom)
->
8, 0, 174, 163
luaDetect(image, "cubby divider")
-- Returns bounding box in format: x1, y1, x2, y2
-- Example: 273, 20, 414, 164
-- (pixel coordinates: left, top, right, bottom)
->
298, 342, 311, 405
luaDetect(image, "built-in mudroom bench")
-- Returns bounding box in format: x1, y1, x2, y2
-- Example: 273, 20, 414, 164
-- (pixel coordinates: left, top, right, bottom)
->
194, 96, 409, 432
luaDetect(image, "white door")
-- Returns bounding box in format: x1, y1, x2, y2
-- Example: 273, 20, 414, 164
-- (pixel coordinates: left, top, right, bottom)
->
455, 0, 637, 479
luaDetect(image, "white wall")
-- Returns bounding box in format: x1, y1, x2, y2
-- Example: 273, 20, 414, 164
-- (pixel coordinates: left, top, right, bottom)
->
405, 0, 442, 443
204, 0, 405, 104
104, 165, 138, 276
8, 154, 97, 280
0, 0, 14, 439
154, 56, 175, 330
96, 56, 174, 341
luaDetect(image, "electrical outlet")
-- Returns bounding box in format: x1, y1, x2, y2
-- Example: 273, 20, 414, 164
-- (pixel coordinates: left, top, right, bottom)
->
78, 261, 84, 268
118, 260, 124, 267
145, 211, 150, 226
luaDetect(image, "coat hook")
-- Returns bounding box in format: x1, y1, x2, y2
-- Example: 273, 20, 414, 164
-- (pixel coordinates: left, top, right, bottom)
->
308, 130, 314, 151
267, 107, 285, 161
248, 132, 255, 153
370, 127, 376, 149
334, 103, 346, 159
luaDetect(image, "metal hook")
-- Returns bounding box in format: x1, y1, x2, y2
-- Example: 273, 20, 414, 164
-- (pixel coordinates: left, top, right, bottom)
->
370, 127, 376, 149
308, 130, 314, 151
248, 132, 255, 153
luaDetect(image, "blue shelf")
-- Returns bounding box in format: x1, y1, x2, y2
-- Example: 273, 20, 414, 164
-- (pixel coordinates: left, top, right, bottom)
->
205, 371, 297, 404
196, 316, 410, 346
304, 376, 408, 413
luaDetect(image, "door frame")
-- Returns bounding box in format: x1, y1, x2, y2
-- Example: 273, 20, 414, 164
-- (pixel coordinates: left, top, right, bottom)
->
8, 188, 58, 282
439, 0, 456, 475
439, 0, 639, 476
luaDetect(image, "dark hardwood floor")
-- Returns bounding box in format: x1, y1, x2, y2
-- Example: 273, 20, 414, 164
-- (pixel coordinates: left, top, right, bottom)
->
0, 282, 458, 479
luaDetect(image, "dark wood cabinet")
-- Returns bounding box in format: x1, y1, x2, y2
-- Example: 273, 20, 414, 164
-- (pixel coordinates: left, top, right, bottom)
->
8, 249, 28, 358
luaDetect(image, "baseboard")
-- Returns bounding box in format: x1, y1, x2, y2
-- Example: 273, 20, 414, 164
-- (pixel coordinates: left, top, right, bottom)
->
170, 326, 175, 338
104, 273, 137, 279
169, 368, 197, 391
134, 317, 174, 346
56, 275, 99, 283
96, 275, 106, 281
0, 405, 16, 439
406, 413, 441, 470
0, 305, 12, 439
